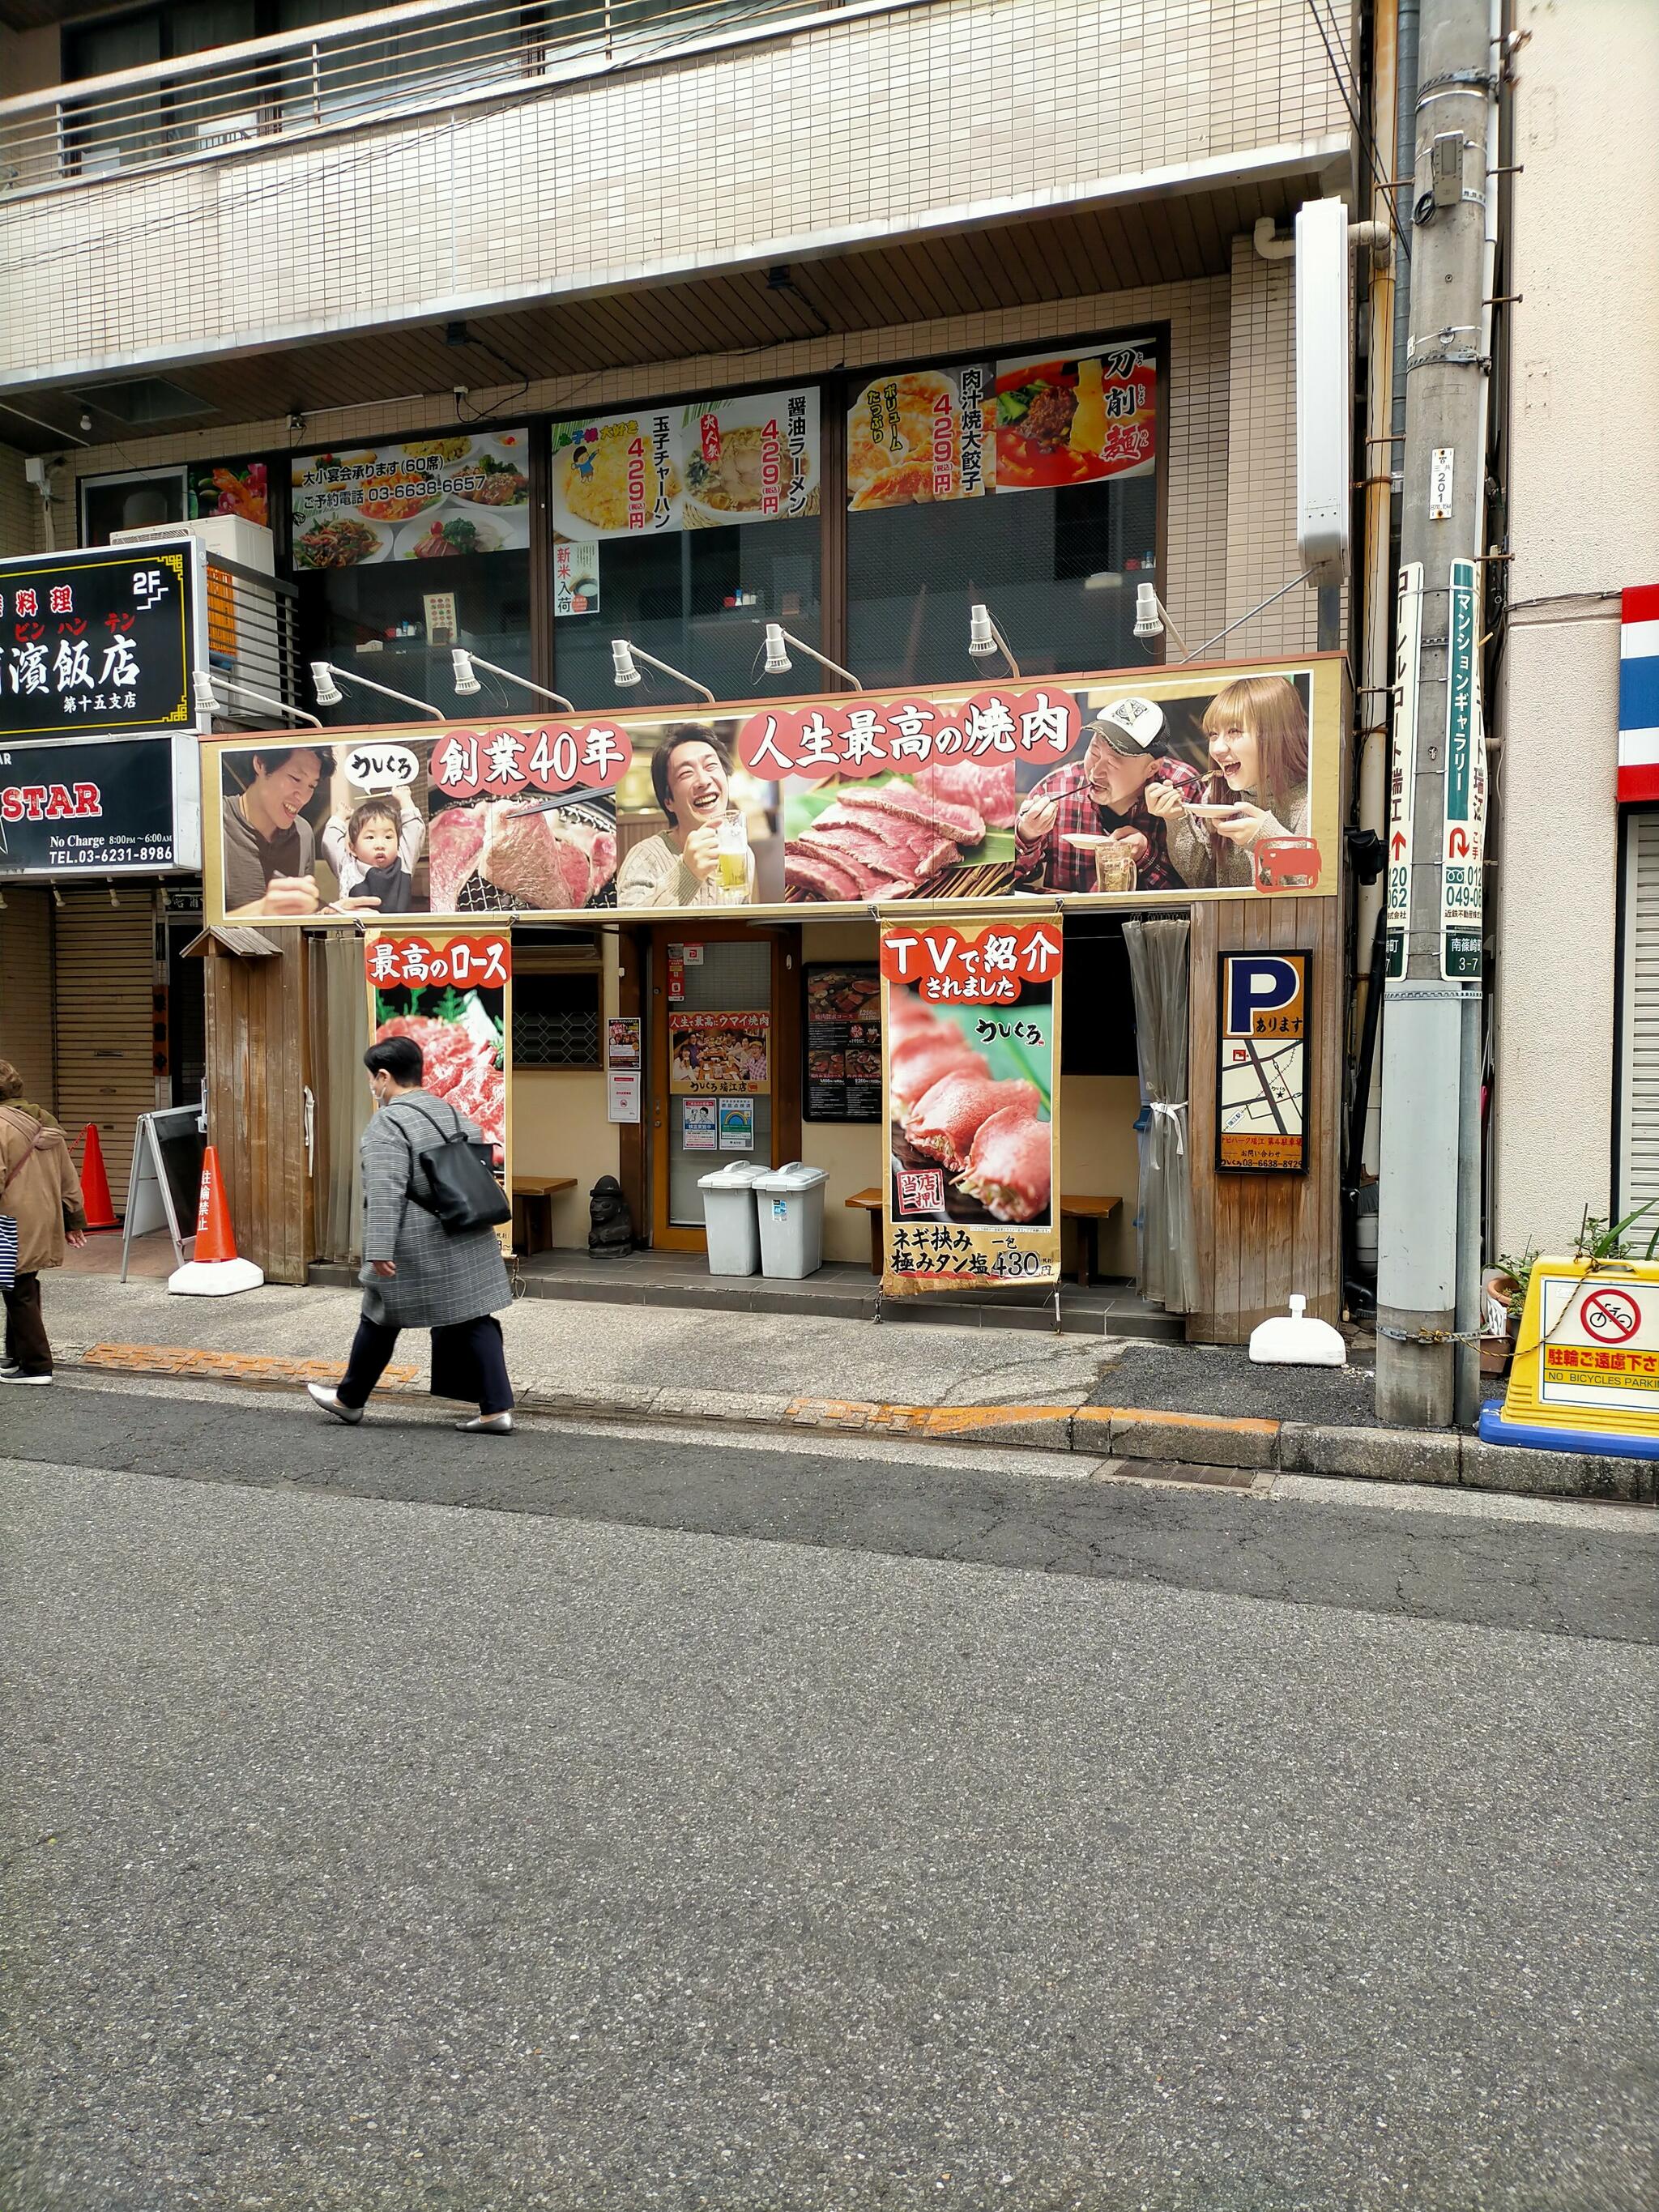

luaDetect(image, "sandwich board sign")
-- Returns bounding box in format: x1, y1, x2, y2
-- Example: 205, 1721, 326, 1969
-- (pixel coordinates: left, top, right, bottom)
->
1479, 1258, 1659, 1459
120, 1103, 206, 1279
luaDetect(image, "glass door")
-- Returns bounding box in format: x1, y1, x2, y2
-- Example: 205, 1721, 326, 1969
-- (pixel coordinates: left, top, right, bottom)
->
649, 927, 778, 1251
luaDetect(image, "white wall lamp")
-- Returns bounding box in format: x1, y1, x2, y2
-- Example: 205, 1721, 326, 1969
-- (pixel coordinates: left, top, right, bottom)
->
609, 638, 715, 705
310, 660, 444, 720
761, 623, 862, 689
194, 669, 323, 730
967, 603, 1021, 678
451, 649, 574, 714
1132, 582, 1191, 658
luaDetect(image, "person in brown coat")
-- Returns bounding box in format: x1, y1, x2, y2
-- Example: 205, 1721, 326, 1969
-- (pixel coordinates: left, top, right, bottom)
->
0, 1061, 87, 1386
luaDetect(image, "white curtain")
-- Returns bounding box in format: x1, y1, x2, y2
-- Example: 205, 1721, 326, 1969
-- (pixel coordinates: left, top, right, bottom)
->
1124, 917, 1196, 1312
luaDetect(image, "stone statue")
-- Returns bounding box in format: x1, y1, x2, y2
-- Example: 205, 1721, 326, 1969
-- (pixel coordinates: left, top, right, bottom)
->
587, 1174, 635, 1257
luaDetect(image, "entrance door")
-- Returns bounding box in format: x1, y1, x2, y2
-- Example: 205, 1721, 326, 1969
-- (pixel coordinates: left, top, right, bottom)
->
648, 925, 800, 1251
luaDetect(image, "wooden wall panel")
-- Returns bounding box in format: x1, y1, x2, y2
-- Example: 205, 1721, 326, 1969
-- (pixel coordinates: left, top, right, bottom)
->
203, 938, 311, 1284
1187, 894, 1342, 1343
0, 886, 55, 1111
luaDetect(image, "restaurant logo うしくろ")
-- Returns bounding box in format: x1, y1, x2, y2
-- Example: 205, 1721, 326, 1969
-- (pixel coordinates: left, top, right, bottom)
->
202, 657, 1343, 927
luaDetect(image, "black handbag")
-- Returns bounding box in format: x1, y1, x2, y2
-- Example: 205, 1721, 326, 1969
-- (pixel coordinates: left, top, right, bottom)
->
397, 1097, 512, 1234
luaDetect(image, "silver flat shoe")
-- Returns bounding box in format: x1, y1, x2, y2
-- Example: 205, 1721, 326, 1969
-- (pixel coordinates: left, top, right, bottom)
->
455, 1411, 514, 1434
306, 1382, 363, 1425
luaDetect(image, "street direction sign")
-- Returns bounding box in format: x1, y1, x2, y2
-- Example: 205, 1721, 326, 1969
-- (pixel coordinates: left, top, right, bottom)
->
1385, 561, 1423, 980
1440, 556, 1486, 981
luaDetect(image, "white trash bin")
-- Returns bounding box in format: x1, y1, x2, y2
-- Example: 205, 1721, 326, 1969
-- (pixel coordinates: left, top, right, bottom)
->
753, 1162, 830, 1278
697, 1161, 768, 1276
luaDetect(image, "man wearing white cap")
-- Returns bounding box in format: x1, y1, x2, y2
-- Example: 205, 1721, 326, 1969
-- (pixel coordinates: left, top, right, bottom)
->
1013, 697, 1202, 892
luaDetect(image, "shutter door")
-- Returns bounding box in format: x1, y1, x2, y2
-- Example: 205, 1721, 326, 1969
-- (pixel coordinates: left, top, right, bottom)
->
1619, 812, 1659, 1216
53, 889, 156, 1208
0, 886, 56, 1110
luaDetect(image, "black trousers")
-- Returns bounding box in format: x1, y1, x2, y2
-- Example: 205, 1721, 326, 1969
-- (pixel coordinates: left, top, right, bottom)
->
338, 1312, 514, 1416
3, 1272, 53, 1376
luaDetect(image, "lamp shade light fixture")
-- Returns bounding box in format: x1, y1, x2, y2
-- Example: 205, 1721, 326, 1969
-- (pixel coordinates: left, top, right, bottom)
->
310, 659, 444, 720
761, 623, 862, 689
966, 602, 1021, 678
451, 648, 481, 696
1132, 582, 1164, 639
451, 649, 575, 714
197, 667, 322, 729
608, 637, 715, 704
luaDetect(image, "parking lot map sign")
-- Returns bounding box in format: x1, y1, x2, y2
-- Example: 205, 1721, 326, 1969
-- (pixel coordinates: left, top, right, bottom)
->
1482, 1259, 1659, 1458
1217, 951, 1310, 1172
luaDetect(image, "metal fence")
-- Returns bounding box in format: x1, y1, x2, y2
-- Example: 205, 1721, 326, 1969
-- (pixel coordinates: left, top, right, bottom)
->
0, 0, 836, 200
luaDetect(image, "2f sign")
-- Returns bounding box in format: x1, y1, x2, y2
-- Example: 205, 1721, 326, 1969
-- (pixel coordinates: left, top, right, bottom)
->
1225, 955, 1304, 1039
344, 743, 419, 791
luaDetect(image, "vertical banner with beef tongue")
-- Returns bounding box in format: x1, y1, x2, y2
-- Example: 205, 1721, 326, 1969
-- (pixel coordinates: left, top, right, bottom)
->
365, 931, 513, 1244
880, 918, 1062, 1298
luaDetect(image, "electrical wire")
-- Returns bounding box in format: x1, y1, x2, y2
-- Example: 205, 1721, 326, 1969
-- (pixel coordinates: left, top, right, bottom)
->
1303, 0, 1410, 263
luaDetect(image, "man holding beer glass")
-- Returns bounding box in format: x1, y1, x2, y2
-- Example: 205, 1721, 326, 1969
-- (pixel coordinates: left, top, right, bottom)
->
616, 724, 756, 908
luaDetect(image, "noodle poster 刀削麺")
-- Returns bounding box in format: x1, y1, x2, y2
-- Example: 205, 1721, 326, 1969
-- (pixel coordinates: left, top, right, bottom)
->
880, 920, 1062, 1298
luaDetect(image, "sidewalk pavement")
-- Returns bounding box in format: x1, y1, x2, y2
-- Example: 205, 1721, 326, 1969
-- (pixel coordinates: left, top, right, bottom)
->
31, 1273, 1659, 1507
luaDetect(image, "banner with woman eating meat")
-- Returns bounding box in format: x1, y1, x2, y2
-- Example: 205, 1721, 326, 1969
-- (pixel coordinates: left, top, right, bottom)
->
202, 655, 1342, 927
880, 920, 1062, 1298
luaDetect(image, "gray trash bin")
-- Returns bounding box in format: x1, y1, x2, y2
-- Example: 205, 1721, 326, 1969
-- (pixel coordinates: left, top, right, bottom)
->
697, 1161, 768, 1276
753, 1161, 829, 1278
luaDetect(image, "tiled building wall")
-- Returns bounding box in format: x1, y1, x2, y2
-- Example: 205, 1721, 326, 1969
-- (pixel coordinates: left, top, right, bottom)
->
53, 275, 1238, 652
1223, 235, 1320, 657
0, 0, 1348, 386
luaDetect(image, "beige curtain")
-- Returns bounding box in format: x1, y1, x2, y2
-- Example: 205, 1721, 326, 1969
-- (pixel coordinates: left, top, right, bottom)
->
1123, 916, 1196, 1313
316, 931, 371, 1263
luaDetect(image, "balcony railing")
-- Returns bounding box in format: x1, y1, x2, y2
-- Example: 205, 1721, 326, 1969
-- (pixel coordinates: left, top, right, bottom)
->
0, 0, 842, 200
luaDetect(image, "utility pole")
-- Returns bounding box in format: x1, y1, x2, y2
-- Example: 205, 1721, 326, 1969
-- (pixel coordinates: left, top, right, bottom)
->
1375, 0, 1499, 1428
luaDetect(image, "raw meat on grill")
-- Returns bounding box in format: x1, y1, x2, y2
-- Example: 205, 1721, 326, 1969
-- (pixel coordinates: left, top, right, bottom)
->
791, 830, 909, 898
480, 799, 615, 910
428, 803, 486, 910
889, 1030, 987, 1114
809, 805, 960, 883
913, 760, 1017, 830
956, 1103, 1051, 1223
373, 1012, 505, 1154
838, 783, 986, 846
784, 849, 863, 903
906, 1072, 1042, 1173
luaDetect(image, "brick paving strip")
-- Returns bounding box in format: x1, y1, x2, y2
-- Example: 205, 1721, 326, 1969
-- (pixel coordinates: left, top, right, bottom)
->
65, 1346, 1658, 1506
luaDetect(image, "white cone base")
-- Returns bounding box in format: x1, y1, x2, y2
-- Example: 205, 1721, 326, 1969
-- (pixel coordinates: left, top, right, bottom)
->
168, 1257, 265, 1296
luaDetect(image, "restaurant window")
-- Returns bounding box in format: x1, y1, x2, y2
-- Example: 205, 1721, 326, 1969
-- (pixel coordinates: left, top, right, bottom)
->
513, 971, 602, 1068
548, 387, 822, 711
843, 339, 1161, 688
291, 429, 533, 725
80, 467, 187, 545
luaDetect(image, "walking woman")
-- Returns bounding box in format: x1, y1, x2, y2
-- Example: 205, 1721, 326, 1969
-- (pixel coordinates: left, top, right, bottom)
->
306, 1036, 515, 1433
0, 1060, 87, 1387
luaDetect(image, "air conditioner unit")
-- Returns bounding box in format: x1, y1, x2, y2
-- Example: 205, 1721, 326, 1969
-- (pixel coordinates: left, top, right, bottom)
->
110, 517, 282, 707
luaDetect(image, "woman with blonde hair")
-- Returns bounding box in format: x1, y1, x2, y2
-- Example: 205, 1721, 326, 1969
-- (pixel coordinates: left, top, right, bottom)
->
1149, 675, 1311, 889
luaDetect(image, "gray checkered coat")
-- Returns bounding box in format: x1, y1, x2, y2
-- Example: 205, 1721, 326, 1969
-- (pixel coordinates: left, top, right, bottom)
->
358, 1091, 511, 1330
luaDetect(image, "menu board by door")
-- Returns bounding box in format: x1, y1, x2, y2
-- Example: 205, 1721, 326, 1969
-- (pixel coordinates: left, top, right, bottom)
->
804, 965, 881, 1122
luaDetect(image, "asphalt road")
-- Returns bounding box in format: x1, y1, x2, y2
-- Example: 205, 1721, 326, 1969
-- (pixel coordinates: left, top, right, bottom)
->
2, 1379, 1656, 2212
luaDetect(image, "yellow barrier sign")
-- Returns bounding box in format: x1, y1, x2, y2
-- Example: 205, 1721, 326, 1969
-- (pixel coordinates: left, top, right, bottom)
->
1482, 1257, 1659, 1456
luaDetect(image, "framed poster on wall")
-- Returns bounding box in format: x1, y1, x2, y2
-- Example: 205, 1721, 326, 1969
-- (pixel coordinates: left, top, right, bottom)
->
1216, 950, 1310, 1173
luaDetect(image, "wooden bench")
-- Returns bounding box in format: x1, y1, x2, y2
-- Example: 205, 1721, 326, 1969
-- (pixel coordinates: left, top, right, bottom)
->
846, 1187, 884, 1275
511, 1174, 578, 1255
1060, 1194, 1122, 1287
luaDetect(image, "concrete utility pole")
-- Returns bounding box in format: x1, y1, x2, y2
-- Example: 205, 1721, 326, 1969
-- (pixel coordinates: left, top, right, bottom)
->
1375, 0, 1499, 1428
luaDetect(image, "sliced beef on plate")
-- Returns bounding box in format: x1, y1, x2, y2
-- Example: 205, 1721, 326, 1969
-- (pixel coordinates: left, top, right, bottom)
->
839, 784, 986, 846
889, 1031, 987, 1114
913, 760, 1017, 830
784, 849, 863, 903
428, 804, 486, 910
957, 1103, 1051, 1222
480, 799, 608, 909
905, 1072, 1041, 1172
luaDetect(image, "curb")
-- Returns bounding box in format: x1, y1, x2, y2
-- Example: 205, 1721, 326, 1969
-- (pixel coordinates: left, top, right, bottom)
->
62, 1348, 1659, 1505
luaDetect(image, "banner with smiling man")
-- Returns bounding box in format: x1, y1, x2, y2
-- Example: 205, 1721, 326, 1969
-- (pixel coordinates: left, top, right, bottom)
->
879, 918, 1062, 1298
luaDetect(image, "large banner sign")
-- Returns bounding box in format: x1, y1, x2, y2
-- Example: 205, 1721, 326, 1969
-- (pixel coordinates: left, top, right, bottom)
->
0, 543, 203, 740
364, 930, 512, 1220
202, 655, 1344, 926
880, 919, 1061, 1297
292, 432, 530, 568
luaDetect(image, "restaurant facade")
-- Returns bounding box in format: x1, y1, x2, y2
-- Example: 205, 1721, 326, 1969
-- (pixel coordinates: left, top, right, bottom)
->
0, 0, 1366, 1336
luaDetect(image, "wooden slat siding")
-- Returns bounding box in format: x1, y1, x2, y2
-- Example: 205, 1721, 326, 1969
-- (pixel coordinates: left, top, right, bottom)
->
203, 936, 310, 1283
1188, 895, 1343, 1342
0, 886, 56, 1110
52, 891, 156, 1208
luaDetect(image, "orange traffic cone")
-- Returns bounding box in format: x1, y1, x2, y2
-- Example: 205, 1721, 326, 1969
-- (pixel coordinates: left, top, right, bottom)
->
78, 1123, 117, 1231
168, 1144, 263, 1296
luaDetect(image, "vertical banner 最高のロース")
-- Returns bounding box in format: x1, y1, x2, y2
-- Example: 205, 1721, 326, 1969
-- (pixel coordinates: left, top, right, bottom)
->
880, 919, 1062, 1297
365, 933, 513, 1235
